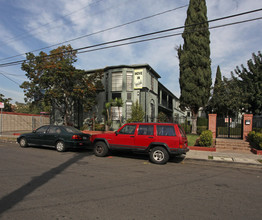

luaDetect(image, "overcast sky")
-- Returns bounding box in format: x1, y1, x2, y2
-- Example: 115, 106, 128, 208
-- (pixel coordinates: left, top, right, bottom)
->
0, 0, 261, 103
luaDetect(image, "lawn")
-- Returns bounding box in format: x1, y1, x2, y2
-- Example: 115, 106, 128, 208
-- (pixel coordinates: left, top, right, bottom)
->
187, 134, 199, 146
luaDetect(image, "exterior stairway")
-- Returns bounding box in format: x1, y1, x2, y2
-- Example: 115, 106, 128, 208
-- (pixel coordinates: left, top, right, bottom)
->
215, 138, 251, 153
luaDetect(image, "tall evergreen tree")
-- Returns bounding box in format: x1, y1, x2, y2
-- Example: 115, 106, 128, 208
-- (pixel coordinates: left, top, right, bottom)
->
178, 0, 212, 134
208, 66, 224, 116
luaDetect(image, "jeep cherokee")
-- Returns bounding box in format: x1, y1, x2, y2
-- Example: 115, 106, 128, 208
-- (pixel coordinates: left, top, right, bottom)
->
91, 122, 189, 164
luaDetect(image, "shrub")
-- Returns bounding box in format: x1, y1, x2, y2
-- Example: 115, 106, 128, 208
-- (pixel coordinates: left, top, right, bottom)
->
180, 123, 191, 134
197, 126, 207, 135
247, 131, 262, 149
95, 124, 105, 131
197, 117, 208, 126
198, 130, 213, 147
247, 131, 256, 143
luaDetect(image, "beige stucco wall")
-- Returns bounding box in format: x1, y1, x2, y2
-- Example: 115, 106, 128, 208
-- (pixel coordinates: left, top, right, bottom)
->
0, 112, 50, 133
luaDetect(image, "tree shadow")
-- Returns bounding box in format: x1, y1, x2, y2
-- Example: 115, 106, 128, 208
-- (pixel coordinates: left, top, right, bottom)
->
0, 153, 89, 216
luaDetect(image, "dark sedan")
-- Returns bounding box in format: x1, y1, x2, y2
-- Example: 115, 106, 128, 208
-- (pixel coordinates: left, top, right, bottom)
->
17, 125, 91, 152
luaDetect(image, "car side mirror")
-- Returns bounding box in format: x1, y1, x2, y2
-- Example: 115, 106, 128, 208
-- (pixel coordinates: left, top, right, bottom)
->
115, 131, 119, 136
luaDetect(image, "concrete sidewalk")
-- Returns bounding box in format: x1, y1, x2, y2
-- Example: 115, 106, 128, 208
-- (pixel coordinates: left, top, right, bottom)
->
186, 149, 262, 165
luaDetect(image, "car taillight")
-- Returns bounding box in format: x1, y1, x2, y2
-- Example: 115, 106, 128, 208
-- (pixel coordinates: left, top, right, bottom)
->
72, 135, 83, 140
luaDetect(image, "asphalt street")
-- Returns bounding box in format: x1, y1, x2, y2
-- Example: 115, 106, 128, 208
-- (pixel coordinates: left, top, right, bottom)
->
1, 141, 262, 220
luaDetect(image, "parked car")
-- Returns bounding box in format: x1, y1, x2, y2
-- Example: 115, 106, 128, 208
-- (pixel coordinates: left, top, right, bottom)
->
17, 125, 91, 152
91, 122, 189, 164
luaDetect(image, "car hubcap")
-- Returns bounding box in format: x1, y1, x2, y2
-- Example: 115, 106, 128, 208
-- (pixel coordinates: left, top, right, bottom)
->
153, 150, 164, 161
97, 146, 103, 154
57, 142, 63, 151
21, 139, 25, 146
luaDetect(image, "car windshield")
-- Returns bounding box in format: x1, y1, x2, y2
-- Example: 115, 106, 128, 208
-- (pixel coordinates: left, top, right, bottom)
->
63, 126, 81, 133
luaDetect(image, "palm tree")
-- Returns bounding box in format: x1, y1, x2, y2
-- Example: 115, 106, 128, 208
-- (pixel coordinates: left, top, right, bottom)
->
115, 98, 123, 126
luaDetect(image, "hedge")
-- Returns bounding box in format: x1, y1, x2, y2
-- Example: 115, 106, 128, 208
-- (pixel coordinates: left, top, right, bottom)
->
247, 131, 262, 150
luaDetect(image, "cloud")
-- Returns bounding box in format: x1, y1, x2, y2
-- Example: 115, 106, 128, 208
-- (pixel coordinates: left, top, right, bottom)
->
0, 0, 261, 103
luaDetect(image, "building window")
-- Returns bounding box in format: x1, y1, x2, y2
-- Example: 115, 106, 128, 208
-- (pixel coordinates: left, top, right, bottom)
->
112, 93, 121, 100
126, 72, 133, 91
126, 102, 132, 119
112, 72, 122, 91
151, 76, 154, 91
127, 93, 132, 100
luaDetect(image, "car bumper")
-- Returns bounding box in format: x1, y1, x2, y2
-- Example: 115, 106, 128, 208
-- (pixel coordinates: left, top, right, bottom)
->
65, 141, 92, 149
170, 148, 189, 155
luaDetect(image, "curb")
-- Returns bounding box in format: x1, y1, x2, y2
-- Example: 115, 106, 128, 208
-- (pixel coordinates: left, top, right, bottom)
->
189, 146, 216, 151
185, 157, 262, 168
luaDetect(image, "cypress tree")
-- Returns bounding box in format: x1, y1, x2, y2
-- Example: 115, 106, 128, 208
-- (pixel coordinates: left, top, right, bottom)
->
178, 0, 212, 134
209, 66, 224, 116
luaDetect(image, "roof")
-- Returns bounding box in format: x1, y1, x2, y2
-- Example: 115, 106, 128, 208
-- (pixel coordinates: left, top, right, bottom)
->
85, 64, 161, 79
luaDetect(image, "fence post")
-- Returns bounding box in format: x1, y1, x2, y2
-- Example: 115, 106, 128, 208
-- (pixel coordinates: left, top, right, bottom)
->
243, 114, 253, 141
208, 114, 217, 139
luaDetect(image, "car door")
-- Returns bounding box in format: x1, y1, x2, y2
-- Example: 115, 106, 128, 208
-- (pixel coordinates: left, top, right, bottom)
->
110, 124, 136, 149
135, 125, 155, 150
42, 126, 61, 146
30, 125, 50, 145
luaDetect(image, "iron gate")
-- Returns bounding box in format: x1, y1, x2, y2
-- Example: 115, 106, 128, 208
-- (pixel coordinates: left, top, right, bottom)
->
216, 116, 243, 139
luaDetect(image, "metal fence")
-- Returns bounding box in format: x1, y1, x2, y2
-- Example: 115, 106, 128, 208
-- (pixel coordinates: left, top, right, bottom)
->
253, 115, 262, 131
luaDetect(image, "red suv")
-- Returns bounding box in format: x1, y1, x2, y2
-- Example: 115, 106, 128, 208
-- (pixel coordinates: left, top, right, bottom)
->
91, 123, 189, 164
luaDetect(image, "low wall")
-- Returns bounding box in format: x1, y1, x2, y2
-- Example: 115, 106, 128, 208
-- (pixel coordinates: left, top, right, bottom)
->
0, 112, 50, 133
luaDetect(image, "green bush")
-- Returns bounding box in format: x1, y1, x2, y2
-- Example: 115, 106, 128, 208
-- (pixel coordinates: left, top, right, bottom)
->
95, 124, 105, 131
248, 131, 262, 149
180, 123, 192, 134
198, 130, 213, 147
197, 117, 208, 126
197, 126, 207, 135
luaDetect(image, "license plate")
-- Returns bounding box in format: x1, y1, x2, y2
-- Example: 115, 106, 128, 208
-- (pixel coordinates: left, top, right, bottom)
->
83, 137, 87, 140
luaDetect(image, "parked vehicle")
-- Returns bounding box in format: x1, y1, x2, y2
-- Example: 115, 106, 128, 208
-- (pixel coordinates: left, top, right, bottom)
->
91, 122, 189, 164
17, 125, 91, 152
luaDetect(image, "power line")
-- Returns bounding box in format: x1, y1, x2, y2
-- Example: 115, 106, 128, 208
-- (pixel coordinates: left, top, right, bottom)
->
0, 8, 261, 68
77, 16, 262, 54
0, 72, 21, 86
0, 4, 188, 62
0, 0, 104, 47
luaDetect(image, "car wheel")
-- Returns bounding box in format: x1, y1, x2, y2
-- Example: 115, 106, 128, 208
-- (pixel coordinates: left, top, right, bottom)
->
94, 141, 109, 157
149, 147, 169, 164
56, 141, 66, 152
19, 137, 28, 148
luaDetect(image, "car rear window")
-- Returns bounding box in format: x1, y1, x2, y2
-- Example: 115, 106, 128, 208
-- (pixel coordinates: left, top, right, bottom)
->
64, 127, 81, 133
178, 125, 186, 137
138, 125, 154, 135
157, 125, 176, 136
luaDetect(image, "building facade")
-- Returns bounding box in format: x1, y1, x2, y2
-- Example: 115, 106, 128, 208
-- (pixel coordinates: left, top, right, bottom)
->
85, 64, 185, 129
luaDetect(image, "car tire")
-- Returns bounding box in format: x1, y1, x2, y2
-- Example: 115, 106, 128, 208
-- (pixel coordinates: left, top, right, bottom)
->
56, 141, 66, 152
149, 147, 169, 164
19, 137, 28, 148
94, 141, 109, 157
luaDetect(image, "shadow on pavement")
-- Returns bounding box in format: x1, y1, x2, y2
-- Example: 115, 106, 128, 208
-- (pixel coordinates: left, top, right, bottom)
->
0, 153, 89, 216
